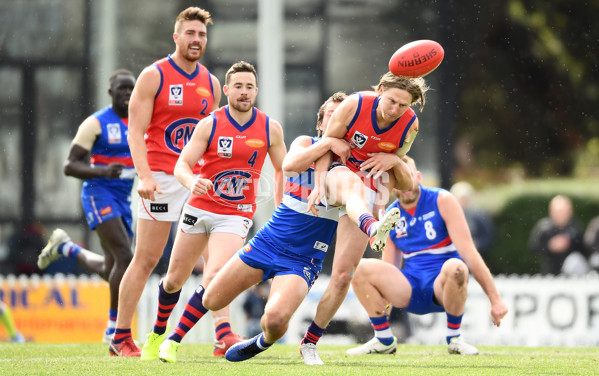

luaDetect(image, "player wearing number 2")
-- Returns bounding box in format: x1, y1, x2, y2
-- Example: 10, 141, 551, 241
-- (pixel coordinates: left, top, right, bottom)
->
110, 7, 221, 357
140, 60, 287, 363
347, 155, 508, 356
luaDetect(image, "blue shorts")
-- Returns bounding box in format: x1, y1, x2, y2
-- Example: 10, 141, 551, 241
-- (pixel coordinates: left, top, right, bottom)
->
401, 266, 445, 315
81, 188, 133, 237
238, 232, 322, 288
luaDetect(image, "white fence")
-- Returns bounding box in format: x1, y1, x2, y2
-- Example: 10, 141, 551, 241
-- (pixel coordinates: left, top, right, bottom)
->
135, 273, 599, 347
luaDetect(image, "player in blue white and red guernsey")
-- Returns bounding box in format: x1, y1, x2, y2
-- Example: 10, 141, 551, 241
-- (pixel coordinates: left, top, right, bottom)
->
300, 73, 430, 365
38, 69, 137, 344
140, 92, 401, 363
139, 61, 287, 363
348, 155, 508, 356
109, 7, 223, 357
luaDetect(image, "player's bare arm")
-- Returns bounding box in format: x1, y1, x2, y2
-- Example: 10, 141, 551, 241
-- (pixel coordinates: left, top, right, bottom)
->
322, 94, 359, 139
267, 119, 287, 207
438, 191, 508, 326
174, 116, 213, 196
283, 136, 351, 176
128, 66, 161, 200
209, 74, 222, 111
64, 116, 123, 179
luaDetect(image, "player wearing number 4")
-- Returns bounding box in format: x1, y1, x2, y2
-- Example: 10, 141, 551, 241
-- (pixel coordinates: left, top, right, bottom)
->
140, 60, 287, 362
347, 155, 508, 356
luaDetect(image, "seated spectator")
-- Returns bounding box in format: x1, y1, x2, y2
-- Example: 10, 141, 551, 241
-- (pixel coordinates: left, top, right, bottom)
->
528, 195, 586, 275
583, 215, 599, 272
450, 182, 495, 255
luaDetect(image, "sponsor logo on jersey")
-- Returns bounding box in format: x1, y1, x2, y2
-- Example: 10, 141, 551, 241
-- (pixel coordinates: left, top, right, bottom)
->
100, 206, 112, 216
182, 213, 198, 226
150, 203, 168, 213
422, 211, 435, 220
217, 136, 233, 158
212, 170, 252, 201
169, 84, 183, 105
196, 87, 212, 97
107, 123, 122, 143
395, 216, 408, 238
313, 241, 329, 252
245, 139, 265, 148
350, 131, 368, 149
377, 141, 396, 151
164, 118, 199, 154
237, 204, 252, 212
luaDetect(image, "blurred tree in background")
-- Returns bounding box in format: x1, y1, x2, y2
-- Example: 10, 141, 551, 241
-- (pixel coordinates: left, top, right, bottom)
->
448, 0, 599, 180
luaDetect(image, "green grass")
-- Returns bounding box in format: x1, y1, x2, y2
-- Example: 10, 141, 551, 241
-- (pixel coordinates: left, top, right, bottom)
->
1, 343, 597, 376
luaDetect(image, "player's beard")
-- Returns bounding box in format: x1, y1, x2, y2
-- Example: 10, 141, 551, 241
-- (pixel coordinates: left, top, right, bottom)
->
399, 185, 420, 206
182, 44, 204, 62
230, 97, 254, 113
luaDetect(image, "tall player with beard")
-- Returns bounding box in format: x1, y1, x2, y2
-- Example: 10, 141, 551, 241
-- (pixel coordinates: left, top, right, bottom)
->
140, 61, 287, 363
109, 7, 221, 357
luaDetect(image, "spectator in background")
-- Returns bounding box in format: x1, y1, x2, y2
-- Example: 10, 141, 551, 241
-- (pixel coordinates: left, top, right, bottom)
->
529, 195, 587, 275
242, 280, 271, 338
450, 182, 495, 255
583, 215, 599, 272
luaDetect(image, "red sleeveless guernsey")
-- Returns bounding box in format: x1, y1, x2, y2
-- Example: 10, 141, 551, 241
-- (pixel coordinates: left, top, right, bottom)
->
344, 91, 416, 189
146, 56, 216, 174
187, 105, 270, 219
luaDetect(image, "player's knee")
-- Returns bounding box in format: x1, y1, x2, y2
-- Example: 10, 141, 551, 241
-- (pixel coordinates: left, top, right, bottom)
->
451, 262, 469, 287
162, 275, 184, 293
262, 310, 288, 335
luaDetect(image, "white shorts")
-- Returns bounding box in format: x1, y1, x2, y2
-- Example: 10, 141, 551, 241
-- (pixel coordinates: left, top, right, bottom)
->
137, 171, 193, 222
178, 204, 253, 239
326, 164, 377, 218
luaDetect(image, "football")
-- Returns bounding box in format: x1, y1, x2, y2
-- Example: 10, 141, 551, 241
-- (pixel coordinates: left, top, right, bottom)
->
388, 40, 444, 77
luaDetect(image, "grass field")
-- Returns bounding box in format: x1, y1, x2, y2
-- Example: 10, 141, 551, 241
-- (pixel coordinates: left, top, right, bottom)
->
1, 343, 597, 376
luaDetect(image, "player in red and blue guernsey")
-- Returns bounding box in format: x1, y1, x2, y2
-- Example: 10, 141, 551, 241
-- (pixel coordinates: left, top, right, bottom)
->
348, 155, 508, 356
38, 69, 137, 343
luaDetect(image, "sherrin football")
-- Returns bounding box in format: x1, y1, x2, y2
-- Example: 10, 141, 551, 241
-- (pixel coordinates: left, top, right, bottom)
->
389, 40, 444, 78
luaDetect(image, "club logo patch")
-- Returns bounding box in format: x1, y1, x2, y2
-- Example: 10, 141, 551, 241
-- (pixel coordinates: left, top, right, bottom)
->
218, 137, 233, 158
313, 241, 329, 252
169, 84, 183, 105
350, 131, 368, 149
107, 123, 122, 143
395, 217, 408, 238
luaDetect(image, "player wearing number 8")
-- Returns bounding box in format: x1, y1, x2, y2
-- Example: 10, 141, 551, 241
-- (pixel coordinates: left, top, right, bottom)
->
347, 155, 508, 356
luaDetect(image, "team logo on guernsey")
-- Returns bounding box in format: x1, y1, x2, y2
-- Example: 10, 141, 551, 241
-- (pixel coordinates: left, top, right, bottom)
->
212, 170, 252, 201
313, 241, 329, 252
164, 118, 198, 154
217, 137, 233, 158
395, 217, 408, 238
169, 84, 183, 105
107, 123, 122, 143
303, 267, 312, 281
350, 131, 368, 149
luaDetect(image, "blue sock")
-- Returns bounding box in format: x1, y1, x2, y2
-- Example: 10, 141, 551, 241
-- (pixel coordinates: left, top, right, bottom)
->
370, 315, 394, 346
105, 309, 117, 335
358, 213, 377, 237
58, 242, 81, 259
446, 312, 463, 344
302, 321, 325, 345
